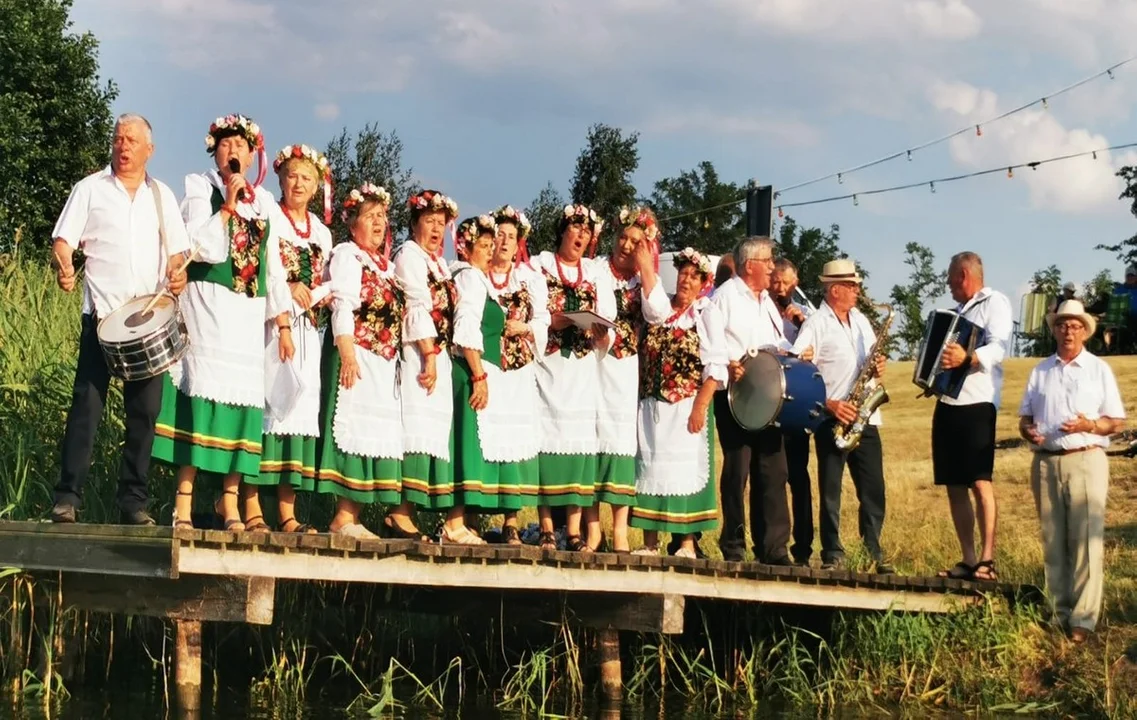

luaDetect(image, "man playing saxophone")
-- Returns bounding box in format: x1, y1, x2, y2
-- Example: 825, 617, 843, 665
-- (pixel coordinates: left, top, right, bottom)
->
791, 259, 893, 573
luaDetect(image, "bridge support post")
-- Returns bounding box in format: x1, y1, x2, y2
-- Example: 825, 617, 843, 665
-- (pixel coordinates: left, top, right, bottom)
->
174, 619, 202, 712
597, 628, 622, 702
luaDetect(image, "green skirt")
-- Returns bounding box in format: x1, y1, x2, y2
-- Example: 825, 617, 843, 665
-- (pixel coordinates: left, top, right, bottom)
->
595, 453, 636, 506
452, 359, 539, 511
314, 351, 402, 506
152, 374, 263, 477
537, 453, 598, 508
250, 433, 317, 491
629, 407, 718, 534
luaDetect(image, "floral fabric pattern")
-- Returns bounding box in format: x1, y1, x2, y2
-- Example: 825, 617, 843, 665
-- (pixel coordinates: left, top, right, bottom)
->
544, 269, 597, 358
640, 324, 703, 403
355, 266, 405, 361
610, 283, 643, 359
279, 238, 327, 327
228, 215, 268, 298
427, 267, 456, 350
499, 284, 535, 370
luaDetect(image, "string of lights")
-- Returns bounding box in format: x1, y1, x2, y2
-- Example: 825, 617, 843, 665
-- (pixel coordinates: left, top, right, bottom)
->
772, 142, 1137, 211
773, 53, 1137, 196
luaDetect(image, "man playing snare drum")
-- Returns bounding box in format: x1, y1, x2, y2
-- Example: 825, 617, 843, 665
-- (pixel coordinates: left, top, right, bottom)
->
50, 113, 190, 525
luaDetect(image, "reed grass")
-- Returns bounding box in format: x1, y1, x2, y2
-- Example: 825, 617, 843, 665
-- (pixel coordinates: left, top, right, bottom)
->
0, 260, 1136, 717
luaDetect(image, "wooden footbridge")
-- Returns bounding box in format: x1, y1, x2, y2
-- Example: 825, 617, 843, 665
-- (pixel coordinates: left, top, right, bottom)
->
0, 520, 1036, 711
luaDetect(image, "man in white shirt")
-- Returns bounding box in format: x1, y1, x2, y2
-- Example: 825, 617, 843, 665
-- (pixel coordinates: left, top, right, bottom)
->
772, 258, 815, 564
792, 259, 892, 573
703, 236, 794, 564
932, 251, 1014, 582
50, 113, 190, 526
1018, 300, 1123, 644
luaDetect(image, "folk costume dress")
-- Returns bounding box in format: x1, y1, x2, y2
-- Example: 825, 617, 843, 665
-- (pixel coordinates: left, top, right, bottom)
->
594, 259, 670, 505
252, 203, 333, 490
314, 243, 405, 504
630, 297, 726, 534
533, 251, 617, 507
153, 171, 290, 476
395, 240, 457, 509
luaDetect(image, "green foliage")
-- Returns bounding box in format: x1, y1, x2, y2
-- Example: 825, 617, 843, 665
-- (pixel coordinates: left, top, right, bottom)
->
323, 123, 420, 247
1084, 267, 1114, 304
889, 242, 947, 360
1098, 164, 1137, 266
522, 182, 566, 258
569, 123, 640, 255
775, 216, 845, 303
0, 0, 117, 257
649, 161, 745, 254
1029, 264, 1063, 297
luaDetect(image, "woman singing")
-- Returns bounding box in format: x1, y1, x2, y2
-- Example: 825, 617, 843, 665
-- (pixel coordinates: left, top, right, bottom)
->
533, 204, 616, 551
592, 206, 669, 552
245, 144, 334, 534
315, 183, 405, 539
155, 113, 291, 531
631, 248, 726, 557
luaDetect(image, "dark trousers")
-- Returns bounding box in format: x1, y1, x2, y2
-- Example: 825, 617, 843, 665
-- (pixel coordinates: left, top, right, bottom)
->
713, 391, 791, 562
784, 429, 814, 562
55, 314, 163, 513
813, 420, 886, 563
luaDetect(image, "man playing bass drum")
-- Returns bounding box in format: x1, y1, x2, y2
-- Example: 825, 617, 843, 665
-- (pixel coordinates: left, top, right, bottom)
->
791, 259, 893, 573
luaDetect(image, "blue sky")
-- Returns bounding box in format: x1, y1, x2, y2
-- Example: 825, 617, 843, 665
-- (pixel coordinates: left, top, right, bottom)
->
73, 0, 1137, 328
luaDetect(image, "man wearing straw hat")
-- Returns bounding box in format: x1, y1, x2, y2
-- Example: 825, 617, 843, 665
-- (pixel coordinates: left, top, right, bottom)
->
1018, 299, 1124, 644
49, 113, 190, 526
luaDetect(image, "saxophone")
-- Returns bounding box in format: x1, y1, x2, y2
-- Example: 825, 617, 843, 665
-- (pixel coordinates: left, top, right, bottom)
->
833, 303, 895, 451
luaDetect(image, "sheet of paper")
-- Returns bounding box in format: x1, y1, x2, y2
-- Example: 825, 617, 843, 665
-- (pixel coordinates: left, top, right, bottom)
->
557, 310, 616, 330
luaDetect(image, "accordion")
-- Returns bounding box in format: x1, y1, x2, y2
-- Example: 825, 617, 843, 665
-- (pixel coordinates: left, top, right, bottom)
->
912, 309, 982, 400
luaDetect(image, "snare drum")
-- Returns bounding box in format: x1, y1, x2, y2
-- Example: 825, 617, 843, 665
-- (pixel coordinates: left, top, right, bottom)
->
727, 349, 827, 433
97, 293, 189, 381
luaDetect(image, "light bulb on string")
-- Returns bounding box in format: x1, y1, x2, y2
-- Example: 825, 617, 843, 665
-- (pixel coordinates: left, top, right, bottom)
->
975, 125, 983, 137
1093, 151, 1098, 160
703, 217, 710, 230
777, 207, 784, 218
1007, 167, 1014, 178
1109, 69, 1115, 79
930, 182, 936, 194
853, 194, 859, 206
1042, 97, 1049, 110
907, 150, 912, 161
837, 173, 844, 184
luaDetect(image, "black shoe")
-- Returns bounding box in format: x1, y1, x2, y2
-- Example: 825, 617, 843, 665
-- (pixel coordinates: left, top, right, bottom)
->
766, 555, 794, 567
875, 560, 897, 574
51, 503, 77, 524
792, 557, 811, 567
820, 557, 844, 570
119, 509, 156, 526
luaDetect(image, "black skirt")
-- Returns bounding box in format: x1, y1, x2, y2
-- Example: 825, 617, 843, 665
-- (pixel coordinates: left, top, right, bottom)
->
931, 401, 997, 486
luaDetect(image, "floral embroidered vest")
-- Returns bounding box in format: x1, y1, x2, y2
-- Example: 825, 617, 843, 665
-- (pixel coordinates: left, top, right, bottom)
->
499, 284, 535, 371
544, 269, 597, 359
280, 237, 327, 327
355, 259, 405, 361
186, 185, 269, 298
427, 263, 457, 351
610, 278, 643, 359
640, 323, 703, 403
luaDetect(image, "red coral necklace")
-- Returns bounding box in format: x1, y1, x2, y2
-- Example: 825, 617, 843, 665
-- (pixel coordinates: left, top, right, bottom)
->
280, 203, 312, 240
609, 258, 636, 282
555, 254, 582, 288
666, 301, 695, 325
489, 265, 511, 290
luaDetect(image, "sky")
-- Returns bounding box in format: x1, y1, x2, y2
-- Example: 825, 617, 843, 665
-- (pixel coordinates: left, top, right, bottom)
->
71, 0, 1137, 335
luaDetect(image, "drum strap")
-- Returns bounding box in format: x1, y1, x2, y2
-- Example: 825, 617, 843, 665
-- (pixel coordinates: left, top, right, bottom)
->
150, 179, 169, 268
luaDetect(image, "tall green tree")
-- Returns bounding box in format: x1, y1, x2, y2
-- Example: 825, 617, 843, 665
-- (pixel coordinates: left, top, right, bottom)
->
775, 216, 845, 303
323, 123, 419, 246
1020, 264, 1064, 356
1098, 165, 1137, 265
0, 0, 117, 257
1083, 268, 1114, 305
524, 182, 566, 258
889, 242, 947, 360
650, 161, 744, 254
569, 123, 639, 255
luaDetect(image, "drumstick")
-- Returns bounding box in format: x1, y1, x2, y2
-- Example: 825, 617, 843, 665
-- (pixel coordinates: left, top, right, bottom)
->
139, 244, 203, 316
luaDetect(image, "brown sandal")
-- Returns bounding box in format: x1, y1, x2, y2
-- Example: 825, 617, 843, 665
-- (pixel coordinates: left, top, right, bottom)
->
538, 531, 557, 550
501, 525, 522, 545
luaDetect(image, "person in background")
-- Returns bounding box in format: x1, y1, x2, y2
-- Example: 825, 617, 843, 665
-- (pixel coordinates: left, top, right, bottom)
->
50, 113, 190, 526
1018, 299, 1123, 644
771, 257, 814, 565
713, 254, 735, 290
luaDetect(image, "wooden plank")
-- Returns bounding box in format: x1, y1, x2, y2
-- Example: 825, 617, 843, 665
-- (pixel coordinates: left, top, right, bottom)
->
175, 545, 980, 614
29, 572, 275, 624
0, 520, 172, 539
0, 527, 174, 578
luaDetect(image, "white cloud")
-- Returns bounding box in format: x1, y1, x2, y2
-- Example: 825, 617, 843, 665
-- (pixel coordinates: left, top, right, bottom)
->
711, 0, 981, 42
929, 80, 1128, 213
313, 103, 340, 121
645, 110, 821, 147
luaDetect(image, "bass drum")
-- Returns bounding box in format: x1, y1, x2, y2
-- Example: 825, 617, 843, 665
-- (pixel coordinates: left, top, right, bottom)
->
727, 348, 827, 434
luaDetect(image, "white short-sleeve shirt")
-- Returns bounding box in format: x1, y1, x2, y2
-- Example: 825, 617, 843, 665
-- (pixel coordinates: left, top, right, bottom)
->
1018, 350, 1126, 451
52, 167, 190, 317
791, 301, 882, 425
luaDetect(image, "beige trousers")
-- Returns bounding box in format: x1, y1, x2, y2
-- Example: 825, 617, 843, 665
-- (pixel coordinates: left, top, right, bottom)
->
1030, 448, 1108, 632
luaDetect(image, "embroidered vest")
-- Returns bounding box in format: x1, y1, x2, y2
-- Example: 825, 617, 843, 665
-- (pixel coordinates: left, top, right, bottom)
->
280, 237, 327, 326
610, 281, 643, 359
639, 323, 703, 403
544, 269, 598, 359
499, 284, 535, 371
427, 266, 457, 351
185, 186, 269, 298
355, 261, 405, 361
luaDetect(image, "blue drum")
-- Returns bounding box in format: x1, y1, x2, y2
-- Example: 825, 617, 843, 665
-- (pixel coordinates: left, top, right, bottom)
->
727, 348, 828, 434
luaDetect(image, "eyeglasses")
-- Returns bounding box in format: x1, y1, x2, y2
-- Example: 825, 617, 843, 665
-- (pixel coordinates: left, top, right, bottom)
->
1055, 322, 1085, 332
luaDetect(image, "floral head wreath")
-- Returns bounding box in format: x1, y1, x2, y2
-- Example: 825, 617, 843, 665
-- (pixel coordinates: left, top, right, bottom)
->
342, 182, 393, 261
408, 189, 460, 259
456, 214, 497, 261
492, 204, 533, 266
673, 246, 714, 296
274, 144, 334, 224
618, 205, 661, 272
205, 113, 268, 190
558, 203, 603, 257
